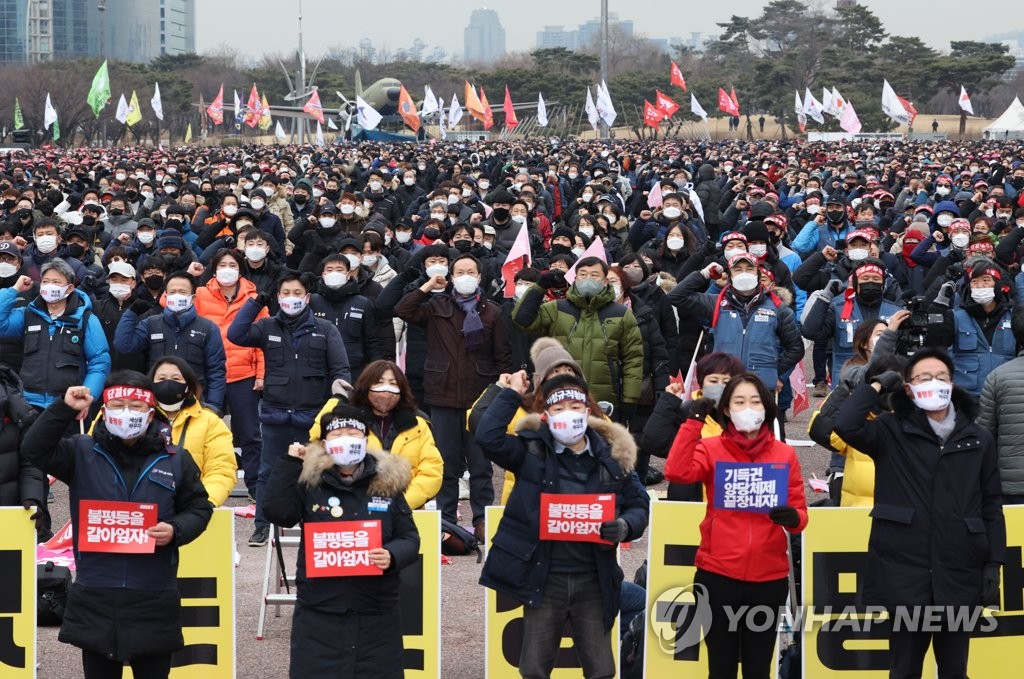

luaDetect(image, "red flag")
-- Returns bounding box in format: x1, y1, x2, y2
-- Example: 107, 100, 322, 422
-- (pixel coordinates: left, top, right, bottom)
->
682, 357, 701, 400
43, 520, 74, 553
501, 222, 532, 297
718, 88, 739, 117
643, 100, 665, 128
655, 90, 680, 118
670, 62, 687, 91
398, 85, 420, 132
897, 95, 918, 125
503, 86, 519, 130
790, 362, 809, 416
730, 87, 741, 115
304, 89, 325, 125
478, 86, 494, 130
244, 84, 261, 128
207, 84, 224, 125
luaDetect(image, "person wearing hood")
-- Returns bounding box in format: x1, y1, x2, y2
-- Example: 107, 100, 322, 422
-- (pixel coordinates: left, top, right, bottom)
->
244, 188, 287, 259
513, 256, 645, 419
664, 371, 807, 679
628, 191, 703, 253
159, 203, 200, 256
485, 188, 539, 259
21, 374, 212, 679
362, 169, 403, 225
310, 254, 383, 382
792, 194, 852, 256
741, 219, 797, 306
802, 258, 905, 387
289, 178, 316, 222
834, 349, 1004, 679
263, 404, 419, 678
909, 200, 960, 269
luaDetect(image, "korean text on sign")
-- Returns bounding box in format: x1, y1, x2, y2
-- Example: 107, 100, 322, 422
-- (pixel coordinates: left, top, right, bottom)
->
713, 462, 789, 514
304, 520, 382, 577
539, 493, 614, 544
78, 499, 157, 553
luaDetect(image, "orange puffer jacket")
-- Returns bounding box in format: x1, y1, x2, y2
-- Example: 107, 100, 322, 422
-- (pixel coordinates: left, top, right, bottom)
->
195, 276, 268, 383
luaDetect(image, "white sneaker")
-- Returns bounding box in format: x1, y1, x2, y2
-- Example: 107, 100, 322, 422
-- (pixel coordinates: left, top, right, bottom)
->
459, 473, 470, 500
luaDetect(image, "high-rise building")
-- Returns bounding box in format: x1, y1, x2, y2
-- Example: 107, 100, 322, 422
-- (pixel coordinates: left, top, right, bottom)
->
464, 8, 505, 64
0, 0, 195, 65
536, 26, 576, 51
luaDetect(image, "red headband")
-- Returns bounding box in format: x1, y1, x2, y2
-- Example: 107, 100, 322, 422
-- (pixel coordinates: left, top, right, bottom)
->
855, 264, 884, 278
103, 386, 155, 406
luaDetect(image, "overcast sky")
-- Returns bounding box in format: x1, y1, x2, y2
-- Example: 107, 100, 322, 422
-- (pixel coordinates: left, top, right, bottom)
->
195, 1, 1020, 59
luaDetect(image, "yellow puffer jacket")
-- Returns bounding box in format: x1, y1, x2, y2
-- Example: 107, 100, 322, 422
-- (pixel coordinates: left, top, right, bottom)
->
830, 429, 876, 507
167, 401, 238, 507
311, 399, 443, 510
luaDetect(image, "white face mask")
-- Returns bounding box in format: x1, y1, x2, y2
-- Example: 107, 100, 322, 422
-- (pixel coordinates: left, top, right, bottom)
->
806, 204, 820, 215
578, 225, 594, 238
404, 177, 416, 186
245, 245, 267, 262
462, 188, 473, 197
611, 283, 622, 298
447, 194, 460, 204
937, 214, 954, 228
748, 244, 768, 258
36, 235, 58, 254
320, 217, 337, 228
453, 274, 479, 295
547, 409, 588, 446
313, 188, 325, 198
731, 272, 759, 293
339, 203, 355, 215
40, 283, 70, 303
164, 185, 177, 195
951, 233, 970, 248
369, 181, 382, 192
326, 436, 367, 467
730, 407, 766, 433
724, 247, 745, 261
970, 287, 996, 305
343, 254, 360, 270
115, 173, 127, 181
581, 192, 593, 202
104, 407, 151, 440
848, 248, 869, 261
571, 247, 586, 258
425, 264, 448, 279
935, 186, 951, 196
370, 383, 402, 394
479, 181, 490, 190
165, 293, 193, 313
567, 172, 578, 180
242, 182, 255, 191
278, 295, 308, 315
514, 283, 531, 299
482, 241, 493, 250
910, 379, 952, 412
0, 262, 18, 278
395, 231, 412, 244
323, 271, 348, 289
511, 214, 526, 224
250, 199, 265, 211
666, 237, 686, 252
430, 212, 446, 221
215, 267, 240, 286
663, 206, 682, 220
362, 254, 379, 267
109, 283, 132, 301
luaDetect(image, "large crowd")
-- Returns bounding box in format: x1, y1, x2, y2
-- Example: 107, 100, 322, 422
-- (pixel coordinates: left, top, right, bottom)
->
1, 135, 1019, 678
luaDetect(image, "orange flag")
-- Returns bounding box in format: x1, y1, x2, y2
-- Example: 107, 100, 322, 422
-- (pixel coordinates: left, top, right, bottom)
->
478, 86, 494, 130
398, 85, 420, 133
503, 86, 518, 130
465, 81, 485, 120
303, 89, 325, 125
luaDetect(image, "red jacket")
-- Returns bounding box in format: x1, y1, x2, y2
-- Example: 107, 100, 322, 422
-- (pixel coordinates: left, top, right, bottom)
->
195, 277, 268, 383
665, 418, 807, 582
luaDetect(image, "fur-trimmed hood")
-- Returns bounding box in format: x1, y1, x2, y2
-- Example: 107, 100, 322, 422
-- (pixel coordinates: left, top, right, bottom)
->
513, 413, 637, 474
299, 441, 412, 496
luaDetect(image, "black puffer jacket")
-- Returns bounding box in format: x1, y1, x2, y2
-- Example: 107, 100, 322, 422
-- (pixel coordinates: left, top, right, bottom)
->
694, 164, 723, 235
0, 366, 43, 507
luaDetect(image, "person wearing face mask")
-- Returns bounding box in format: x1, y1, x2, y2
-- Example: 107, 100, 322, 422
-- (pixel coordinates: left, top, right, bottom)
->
22, 375, 213, 679
236, 228, 282, 298
289, 202, 347, 273
241, 189, 287, 260
195, 194, 242, 251
792, 195, 852, 256
908, 200, 961, 270
309, 360, 443, 510
835, 349, 1004, 679
0, 241, 34, 372
802, 259, 904, 386
514, 257, 645, 421
91, 260, 152, 374
228, 272, 351, 547
618, 253, 679, 370
333, 192, 367, 236
628, 193, 698, 253
114, 270, 227, 415
257, 175, 295, 238
289, 178, 316, 222
262, 404, 420, 678
395, 253, 510, 540
105, 195, 139, 243
310, 254, 382, 382
694, 163, 724, 238
194, 249, 268, 502
484, 188, 540, 260
360, 170, 403, 226
22, 219, 88, 283
666, 372, 808, 679
669, 253, 804, 398
394, 168, 426, 216
475, 372, 649, 679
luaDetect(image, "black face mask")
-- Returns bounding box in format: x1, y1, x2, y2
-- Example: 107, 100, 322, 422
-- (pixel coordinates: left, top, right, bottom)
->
423, 227, 441, 240
153, 379, 188, 407
550, 243, 571, 256
125, 190, 139, 202
857, 282, 883, 305
2, 200, 14, 210
293, 194, 308, 205
769, 232, 781, 245
164, 217, 183, 228
108, 208, 124, 217
1013, 177, 1024, 190
144, 274, 164, 290
826, 209, 846, 224
492, 207, 510, 222
453, 239, 472, 253
326, 190, 341, 201
81, 215, 97, 227
66, 244, 86, 259
17, 209, 32, 220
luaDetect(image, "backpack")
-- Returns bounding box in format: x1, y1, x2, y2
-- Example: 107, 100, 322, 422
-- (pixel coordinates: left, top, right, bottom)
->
440, 519, 482, 562
37, 561, 71, 626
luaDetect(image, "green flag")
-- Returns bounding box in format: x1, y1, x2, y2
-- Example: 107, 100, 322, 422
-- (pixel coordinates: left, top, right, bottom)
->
13, 98, 24, 130
52, 119, 60, 142
87, 60, 111, 118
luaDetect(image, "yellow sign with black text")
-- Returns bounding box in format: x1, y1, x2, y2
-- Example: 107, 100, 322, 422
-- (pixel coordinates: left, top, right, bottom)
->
0, 508, 36, 679
400, 510, 441, 679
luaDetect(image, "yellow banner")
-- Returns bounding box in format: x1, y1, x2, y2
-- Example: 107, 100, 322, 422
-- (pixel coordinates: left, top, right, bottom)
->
0, 508, 36, 679
484, 505, 618, 678
400, 510, 441, 679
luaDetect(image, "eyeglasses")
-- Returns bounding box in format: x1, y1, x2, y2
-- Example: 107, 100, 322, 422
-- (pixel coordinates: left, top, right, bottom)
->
908, 372, 951, 385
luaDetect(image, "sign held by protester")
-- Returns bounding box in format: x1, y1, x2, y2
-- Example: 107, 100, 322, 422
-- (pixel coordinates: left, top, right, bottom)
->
78, 500, 156, 553
713, 462, 788, 513
539, 493, 614, 543
304, 520, 383, 577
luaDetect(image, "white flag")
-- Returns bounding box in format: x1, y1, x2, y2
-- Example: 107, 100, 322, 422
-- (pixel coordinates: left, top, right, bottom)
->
536, 92, 548, 127
327, 118, 338, 130
448, 93, 463, 129
356, 96, 383, 130
821, 87, 834, 118
585, 87, 599, 130
43, 93, 58, 129
803, 88, 825, 125
794, 90, 807, 129
595, 81, 617, 127
840, 100, 862, 134
233, 89, 241, 115
151, 82, 164, 121
690, 93, 708, 121
315, 121, 325, 146
881, 79, 912, 126
959, 85, 974, 115
828, 87, 847, 118
274, 121, 287, 141
438, 98, 448, 140
422, 86, 439, 117
115, 94, 129, 124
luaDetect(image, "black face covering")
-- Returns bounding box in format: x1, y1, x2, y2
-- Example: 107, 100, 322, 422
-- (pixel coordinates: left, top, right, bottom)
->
144, 274, 164, 290
293, 194, 308, 205
826, 209, 846, 224
153, 379, 188, 406
550, 243, 571, 256
66, 244, 86, 259
423, 227, 441, 240
453, 239, 472, 253
492, 207, 510, 222
857, 282, 883, 305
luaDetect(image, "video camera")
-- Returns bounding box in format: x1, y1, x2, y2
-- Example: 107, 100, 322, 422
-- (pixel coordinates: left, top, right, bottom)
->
896, 295, 945, 357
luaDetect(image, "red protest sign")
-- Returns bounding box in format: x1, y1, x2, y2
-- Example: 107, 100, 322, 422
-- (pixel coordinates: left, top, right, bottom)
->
304, 519, 382, 577
539, 493, 614, 544
79, 499, 157, 554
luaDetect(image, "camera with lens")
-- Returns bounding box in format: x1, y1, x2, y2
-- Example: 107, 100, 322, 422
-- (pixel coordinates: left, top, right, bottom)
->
897, 295, 946, 357
946, 262, 965, 281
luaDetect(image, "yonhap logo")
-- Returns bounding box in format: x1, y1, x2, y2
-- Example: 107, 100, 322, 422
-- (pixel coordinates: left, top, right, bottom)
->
651, 583, 712, 656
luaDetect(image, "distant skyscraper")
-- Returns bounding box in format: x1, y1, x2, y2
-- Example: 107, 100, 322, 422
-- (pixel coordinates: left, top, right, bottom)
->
536, 25, 575, 51
464, 8, 505, 64
0, 0, 195, 65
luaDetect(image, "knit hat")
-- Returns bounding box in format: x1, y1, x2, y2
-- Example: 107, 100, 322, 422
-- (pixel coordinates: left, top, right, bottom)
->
156, 229, 185, 251
747, 201, 775, 220
530, 337, 582, 385
741, 220, 771, 244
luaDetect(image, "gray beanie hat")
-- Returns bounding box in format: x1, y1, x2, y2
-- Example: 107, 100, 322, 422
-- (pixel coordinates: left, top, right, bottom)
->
530, 338, 582, 385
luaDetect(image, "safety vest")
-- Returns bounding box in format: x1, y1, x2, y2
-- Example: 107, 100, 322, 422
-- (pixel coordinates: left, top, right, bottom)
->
711, 288, 785, 387
952, 307, 1017, 396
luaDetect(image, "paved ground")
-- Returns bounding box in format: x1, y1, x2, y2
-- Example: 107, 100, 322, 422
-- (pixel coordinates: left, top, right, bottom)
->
35, 362, 830, 678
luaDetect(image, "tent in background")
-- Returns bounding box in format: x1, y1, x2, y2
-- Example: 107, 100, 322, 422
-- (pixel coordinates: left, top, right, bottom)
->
985, 97, 1024, 139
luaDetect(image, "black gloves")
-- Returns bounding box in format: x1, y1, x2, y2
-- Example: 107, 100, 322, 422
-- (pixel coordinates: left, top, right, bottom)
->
254, 292, 271, 308
22, 500, 43, 531
689, 397, 716, 423
947, 248, 965, 263
599, 518, 629, 544
983, 562, 1001, 607
871, 370, 904, 394
769, 505, 801, 529
537, 270, 566, 290
130, 299, 152, 316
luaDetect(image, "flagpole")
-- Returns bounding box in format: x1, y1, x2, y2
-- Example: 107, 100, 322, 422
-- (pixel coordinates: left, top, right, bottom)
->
598, 0, 609, 139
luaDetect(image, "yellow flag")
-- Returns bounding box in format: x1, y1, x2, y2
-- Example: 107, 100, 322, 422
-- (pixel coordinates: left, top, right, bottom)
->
184, 123, 193, 144
126, 90, 143, 127
259, 94, 272, 131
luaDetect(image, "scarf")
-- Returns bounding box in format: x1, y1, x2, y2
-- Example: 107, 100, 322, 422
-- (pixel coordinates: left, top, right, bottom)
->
453, 291, 485, 351
720, 422, 776, 459
927, 404, 957, 444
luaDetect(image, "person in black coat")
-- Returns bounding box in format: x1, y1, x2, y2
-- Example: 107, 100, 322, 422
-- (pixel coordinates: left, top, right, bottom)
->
834, 348, 1005, 679
310, 254, 383, 383
695, 163, 723, 239
263, 404, 419, 678
0, 365, 44, 530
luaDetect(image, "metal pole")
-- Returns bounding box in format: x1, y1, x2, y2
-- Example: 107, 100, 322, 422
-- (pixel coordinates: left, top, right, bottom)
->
297, 0, 305, 144
599, 0, 609, 139
98, 0, 106, 146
